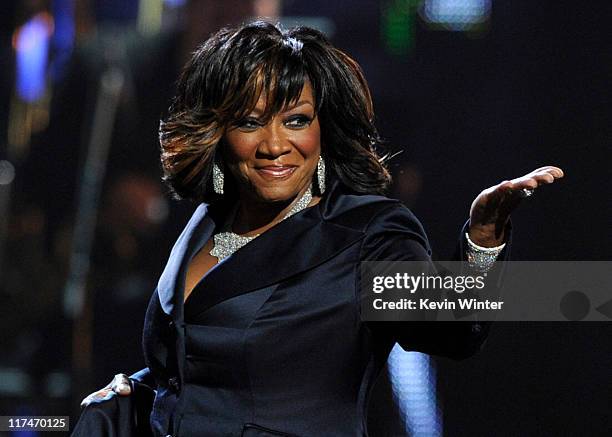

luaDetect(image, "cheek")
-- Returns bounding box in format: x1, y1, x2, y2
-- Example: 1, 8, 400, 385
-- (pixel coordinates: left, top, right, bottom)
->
292, 124, 321, 158
224, 134, 256, 162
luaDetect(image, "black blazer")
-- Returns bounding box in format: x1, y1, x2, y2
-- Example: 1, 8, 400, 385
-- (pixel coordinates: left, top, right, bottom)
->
82, 180, 507, 437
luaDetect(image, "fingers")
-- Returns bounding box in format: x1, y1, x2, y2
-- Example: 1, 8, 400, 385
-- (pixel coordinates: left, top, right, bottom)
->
529, 166, 564, 178
80, 388, 114, 408
495, 166, 564, 194
80, 374, 132, 408
110, 373, 132, 396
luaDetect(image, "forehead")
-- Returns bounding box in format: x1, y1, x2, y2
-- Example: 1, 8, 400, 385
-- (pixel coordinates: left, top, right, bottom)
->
252, 81, 315, 110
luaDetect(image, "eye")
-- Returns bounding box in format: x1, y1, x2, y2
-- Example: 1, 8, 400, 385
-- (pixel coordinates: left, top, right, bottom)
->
237, 117, 263, 131
284, 115, 312, 129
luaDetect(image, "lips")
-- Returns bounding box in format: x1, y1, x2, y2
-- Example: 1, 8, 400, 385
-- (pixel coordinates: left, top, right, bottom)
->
255, 165, 298, 179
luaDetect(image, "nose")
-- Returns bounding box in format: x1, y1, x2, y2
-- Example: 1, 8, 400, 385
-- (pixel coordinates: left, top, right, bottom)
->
256, 123, 291, 159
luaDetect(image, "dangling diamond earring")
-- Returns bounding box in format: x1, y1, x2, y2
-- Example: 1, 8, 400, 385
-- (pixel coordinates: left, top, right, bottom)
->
316, 155, 326, 194
212, 155, 224, 195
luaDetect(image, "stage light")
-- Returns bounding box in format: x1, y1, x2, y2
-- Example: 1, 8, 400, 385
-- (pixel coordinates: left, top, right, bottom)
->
381, 0, 417, 55
0, 161, 16, 186
420, 0, 491, 31
388, 345, 442, 436
12, 13, 53, 103
50, 0, 75, 82
163, 0, 187, 6
138, 0, 163, 35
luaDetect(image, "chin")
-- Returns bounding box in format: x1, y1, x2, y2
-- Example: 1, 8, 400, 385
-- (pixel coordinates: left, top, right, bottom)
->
253, 185, 302, 204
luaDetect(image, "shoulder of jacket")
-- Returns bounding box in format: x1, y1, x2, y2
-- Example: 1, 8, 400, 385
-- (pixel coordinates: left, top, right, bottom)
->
322, 189, 420, 233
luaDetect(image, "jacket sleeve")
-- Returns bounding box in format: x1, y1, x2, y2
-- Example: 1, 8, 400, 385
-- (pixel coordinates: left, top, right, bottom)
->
360, 203, 510, 360
129, 367, 156, 391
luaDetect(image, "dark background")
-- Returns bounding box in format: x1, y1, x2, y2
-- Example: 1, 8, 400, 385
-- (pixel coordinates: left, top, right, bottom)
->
0, 1, 610, 435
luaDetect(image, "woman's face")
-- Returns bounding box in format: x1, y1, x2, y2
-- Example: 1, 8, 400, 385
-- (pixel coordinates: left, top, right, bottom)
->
223, 82, 321, 204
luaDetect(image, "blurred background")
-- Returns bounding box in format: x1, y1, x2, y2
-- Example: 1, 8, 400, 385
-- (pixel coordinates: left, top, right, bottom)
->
0, 0, 610, 436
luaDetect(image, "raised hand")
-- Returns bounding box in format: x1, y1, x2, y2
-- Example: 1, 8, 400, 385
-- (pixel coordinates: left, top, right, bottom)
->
468, 166, 564, 247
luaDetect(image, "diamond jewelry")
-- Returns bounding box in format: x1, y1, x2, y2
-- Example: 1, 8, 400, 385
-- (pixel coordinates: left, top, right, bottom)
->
465, 233, 506, 272
210, 185, 313, 261
210, 230, 257, 262
316, 156, 326, 194
519, 188, 534, 198
212, 158, 224, 195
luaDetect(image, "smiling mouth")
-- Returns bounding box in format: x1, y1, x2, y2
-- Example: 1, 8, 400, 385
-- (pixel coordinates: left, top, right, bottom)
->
255, 166, 298, 179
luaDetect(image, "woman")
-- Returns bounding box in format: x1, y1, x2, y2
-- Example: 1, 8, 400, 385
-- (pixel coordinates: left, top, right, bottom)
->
75, 21, 563, 436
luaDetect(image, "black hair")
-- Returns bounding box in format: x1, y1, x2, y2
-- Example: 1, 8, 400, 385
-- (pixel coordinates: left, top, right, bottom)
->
159, 20, 391, 202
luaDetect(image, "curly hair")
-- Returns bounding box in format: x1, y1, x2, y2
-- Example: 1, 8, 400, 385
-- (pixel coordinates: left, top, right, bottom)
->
159, 20, 391, 202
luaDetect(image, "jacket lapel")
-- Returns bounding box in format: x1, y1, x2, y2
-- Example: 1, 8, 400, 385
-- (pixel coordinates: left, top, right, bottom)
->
156, 203, 217, 317
183, 182, 365, 320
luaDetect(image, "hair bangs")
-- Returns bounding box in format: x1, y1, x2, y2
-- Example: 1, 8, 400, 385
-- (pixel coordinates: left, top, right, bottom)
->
224, 45, 311, 125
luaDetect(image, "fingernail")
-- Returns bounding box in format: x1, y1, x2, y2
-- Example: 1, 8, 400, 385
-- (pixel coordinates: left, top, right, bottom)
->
117, 383, 130, 393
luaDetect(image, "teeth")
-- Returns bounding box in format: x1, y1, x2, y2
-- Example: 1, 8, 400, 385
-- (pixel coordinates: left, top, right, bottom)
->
259, 167, 294, 176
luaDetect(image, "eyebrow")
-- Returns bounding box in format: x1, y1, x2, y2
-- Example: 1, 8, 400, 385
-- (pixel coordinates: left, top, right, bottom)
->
251, 100, 314, 115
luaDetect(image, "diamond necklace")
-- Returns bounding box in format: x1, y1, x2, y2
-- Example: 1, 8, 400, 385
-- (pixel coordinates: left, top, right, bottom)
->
210, 185, 313, 261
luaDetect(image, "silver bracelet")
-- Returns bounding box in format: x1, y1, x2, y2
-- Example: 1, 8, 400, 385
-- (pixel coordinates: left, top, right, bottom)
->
465, 233, 506, 272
